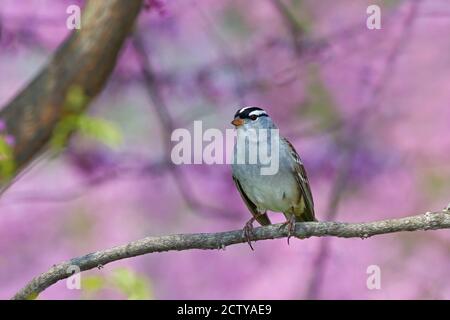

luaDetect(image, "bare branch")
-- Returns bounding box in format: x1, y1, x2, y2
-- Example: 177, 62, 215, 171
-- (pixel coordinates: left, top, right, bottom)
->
12, 210, 450, 300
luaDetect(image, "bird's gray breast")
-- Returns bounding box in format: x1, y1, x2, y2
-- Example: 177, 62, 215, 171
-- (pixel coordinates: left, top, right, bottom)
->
232, 138, 299, 212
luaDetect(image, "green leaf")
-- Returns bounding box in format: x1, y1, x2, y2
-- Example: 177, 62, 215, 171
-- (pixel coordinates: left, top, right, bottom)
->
25, 292, 39, 300
50, 115, 123, 150
110, 268, 153, 300
52, 85, 122, 150
76, 115, 123, 149
82, 276, 105, 292
0, 137, 16, 181
50, 115, 79, 150
80, 275, 106, 299
65, 86, 89, 113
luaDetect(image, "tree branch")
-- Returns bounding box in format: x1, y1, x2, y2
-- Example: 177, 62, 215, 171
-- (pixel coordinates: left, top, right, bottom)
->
0, 0, 143, 183
12, 210, 450, 300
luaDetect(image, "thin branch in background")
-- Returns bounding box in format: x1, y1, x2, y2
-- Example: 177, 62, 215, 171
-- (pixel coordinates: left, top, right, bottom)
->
305, 0, 422, 299
12, 209, 450, 300
270, 0, 305, 53
132, 32, 238, 221
194, 1, 250, 104
0, 159, 168, 205
268, 7, 400, 84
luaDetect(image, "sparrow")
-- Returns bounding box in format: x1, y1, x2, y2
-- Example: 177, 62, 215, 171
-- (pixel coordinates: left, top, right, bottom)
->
231, 106, 316, 249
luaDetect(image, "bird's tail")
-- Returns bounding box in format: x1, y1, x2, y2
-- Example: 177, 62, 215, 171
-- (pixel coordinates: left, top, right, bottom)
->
288, 207, 317, 222
298, 208, 317, 222
256, 212, 272, 226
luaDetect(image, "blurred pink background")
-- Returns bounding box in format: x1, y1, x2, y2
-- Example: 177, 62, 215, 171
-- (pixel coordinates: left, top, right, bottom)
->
0, 0, 449, 299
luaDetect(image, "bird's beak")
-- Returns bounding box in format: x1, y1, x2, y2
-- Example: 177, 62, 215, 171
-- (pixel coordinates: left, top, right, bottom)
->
231, 118, 244, 127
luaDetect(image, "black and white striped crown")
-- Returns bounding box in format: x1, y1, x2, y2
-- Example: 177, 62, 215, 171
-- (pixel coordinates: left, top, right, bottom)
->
234, 106, 268, 119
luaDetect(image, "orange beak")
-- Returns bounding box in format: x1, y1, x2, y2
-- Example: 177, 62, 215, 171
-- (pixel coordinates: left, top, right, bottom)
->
231, 118, 244, 127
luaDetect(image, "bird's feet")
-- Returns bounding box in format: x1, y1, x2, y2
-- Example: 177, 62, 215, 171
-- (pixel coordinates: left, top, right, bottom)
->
280, 215, 296, 245
243, 217, 256, 250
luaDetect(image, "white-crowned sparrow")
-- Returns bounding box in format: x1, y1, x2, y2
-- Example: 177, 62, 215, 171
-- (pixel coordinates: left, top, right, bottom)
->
231, 106, 316, 248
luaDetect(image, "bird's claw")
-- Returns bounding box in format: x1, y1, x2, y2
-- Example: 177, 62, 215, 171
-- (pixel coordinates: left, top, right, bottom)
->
281, 215, 296, 245
243, 218, 256, 250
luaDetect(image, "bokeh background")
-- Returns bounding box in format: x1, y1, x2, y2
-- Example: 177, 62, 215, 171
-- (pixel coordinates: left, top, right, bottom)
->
1, 0, 450, 299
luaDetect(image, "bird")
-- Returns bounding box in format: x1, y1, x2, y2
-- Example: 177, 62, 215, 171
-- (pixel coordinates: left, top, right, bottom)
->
231, 106, 316, 249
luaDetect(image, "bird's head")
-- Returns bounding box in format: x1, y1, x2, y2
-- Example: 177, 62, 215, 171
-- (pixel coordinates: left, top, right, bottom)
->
231, 106, 276, 130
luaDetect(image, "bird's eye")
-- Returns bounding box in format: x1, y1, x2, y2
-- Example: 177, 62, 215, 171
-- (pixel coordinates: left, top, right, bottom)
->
249, 115, 258, 121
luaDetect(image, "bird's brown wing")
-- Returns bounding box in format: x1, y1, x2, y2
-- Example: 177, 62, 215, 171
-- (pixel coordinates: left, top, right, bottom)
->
282, 138, 316, 222
232, 175, 271, 226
